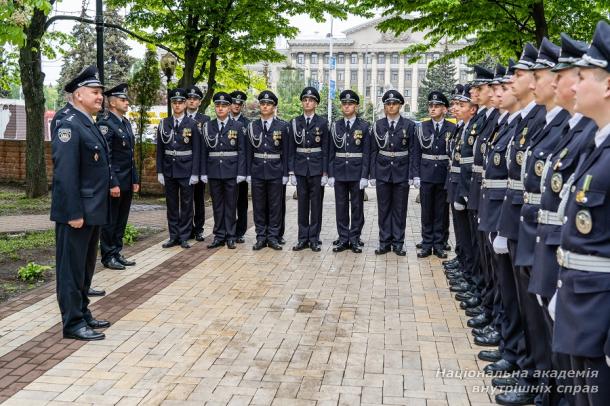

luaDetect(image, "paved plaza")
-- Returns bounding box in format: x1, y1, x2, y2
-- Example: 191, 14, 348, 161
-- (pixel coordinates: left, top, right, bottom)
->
0, 188, 495, 405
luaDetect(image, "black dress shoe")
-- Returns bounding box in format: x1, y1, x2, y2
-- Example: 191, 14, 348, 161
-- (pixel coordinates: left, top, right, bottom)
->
475, 330, 501, 347
455, 291, 478, 301
351, 245, 362, 254
467, 313, 491, 328
63, 326, 105, 341
317, 240, 322, 245
445, 270, 463, 279
416, 242, 423, 249
88, 288, 106, 297
395, 248, 406, 256
227, 240, 236, 249
434, 249, 448, 259
484, 358, 518, 374
116, 255, 136, 266
448, 277, 468, 287
358, 239, 364, 247
207, 240, 225, 249
478, 349, 502, 362
87, 319, 111, 329
310, 243, 321, 252
268, 241, 283, 250
236, 237, 245, 244
292, 241, 309, 251
495, 389, 537, 406
180, 240, 191, 249
465, 306, 485, 317
417, 249, 432, 258
450, 282, 472, 293
103, 257, 126, 270
332, 239, 340, 246
442, 258, 459, 266
472, 324, 497, 337
253, 241, 266, 250
443, 262, 460, 270
162, 239, 180, 248
333, 243, 349, 253
460, 296, 482, 309
492, 376, 518, 388
443, 243, 452, 251
375, 247, 390, 255
278, 237, 286, 245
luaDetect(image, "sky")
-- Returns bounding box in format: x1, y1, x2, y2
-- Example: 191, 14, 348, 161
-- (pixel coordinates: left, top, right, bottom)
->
42, 2, 372, 85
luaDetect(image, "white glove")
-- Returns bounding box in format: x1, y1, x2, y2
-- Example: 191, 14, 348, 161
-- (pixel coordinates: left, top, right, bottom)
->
290, 174, 297, 186
236, 176, 246, 183
453, 201, 466, 211
464, 196, 468, 202
413, 177, 421, 188
492, 235, 509, 254
200, 175, 208, 183
359, 178, 368, 190
536, 294, 544, 307
408, 179, 414, 186
606, 356, 610, 368
157, 173, 165, 186
327, 177, 335, 187
321, 175, 328, 186
189, 175, 199, 185
548, 290, 557, 321
369, 179, 376, 187
282, 176, 288, 185
246, 176, 251, 184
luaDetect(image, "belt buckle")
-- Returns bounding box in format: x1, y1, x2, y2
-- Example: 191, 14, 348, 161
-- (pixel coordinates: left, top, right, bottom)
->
306, 148, 311, 153
390, 152, 395, 157
263, 152, 268, 158
524, 192, 529, 203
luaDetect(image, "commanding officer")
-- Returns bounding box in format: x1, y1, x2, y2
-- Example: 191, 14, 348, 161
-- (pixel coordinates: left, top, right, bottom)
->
289, 87, 329, 252
230, 90, 250, 243
247, 91, 289, 250
98, 83, 139, 271
201, 92, 247, 249
156, 88, 201, 249
370, 90, 418, 256
553, 20, 610, 406
413, 91, 455, 258
51, 66, 110, 341
185, 86, 210, 242
328, 90, 370, 253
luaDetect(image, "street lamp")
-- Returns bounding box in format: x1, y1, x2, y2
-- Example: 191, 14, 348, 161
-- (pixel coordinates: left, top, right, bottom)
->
160, 52, 177, 118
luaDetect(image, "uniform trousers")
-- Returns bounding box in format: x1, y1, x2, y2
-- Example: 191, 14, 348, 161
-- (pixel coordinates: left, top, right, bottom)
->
55, 223, 99, 333
252, 178, 283, 243
296, 175, 322, 244
209, 178, 238, 242
334, 180, 363, 246
100, 189, 133, 263
376, 180, 409, 249
453, 208, 474, 281
236, 181, 249, 237
570, 355, 610, 406
192, 182, 206, 234
419, 181, 447, 251
164, 177, 193, 242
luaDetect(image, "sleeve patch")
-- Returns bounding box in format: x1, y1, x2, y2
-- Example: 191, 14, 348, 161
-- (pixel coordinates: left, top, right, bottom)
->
58, 128, 72, 142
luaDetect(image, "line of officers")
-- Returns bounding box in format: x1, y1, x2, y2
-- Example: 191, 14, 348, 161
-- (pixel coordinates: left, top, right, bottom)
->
430, 22, 610, 406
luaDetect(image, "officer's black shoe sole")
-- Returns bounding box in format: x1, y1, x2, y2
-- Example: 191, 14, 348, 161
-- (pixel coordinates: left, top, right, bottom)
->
455, 291, 478, 301
434, 249, 448, 259
375, 248, 390, 255
475, 333, 501, 347
292, 242, 309, 251
416, 242, 423, 249
460, 297, 482, 309
450, 284, 471, 293
417, 250, 432, 258
278, 238, 286, 245
310, 244, 321, 252
268, 242, 283, 250
395, 249, 406, 256
483, 358, 518, 374
88, 288, 106, 297
332, 239, 340, 246
87, 319, 111, 329
478, 349, 502, 362
195, 234, 205, 242
180, 241, 191, 249
162, 240, 180, 248
252, 242, 267, 251
467, 315, 491, 328
443, 243, 452, 251
103, 259, 125, 270
207, 241, 225, 249
333, 244, 349, 253
63, 327, 105, 341
117, 256, 136, 266
472, 325, 498, 337
495, 389, 537, 406
236, 237, 245, 244
442, 258, 459, 266
358, 240, 364, 247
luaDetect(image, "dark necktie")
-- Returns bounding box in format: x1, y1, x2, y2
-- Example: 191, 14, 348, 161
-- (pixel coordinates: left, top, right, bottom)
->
306, 117, 311, 127
220, 121, 225, 133
390, 121, 395, 132
264, 121, 269, 133
174, 119, 179, 129
346, 120, 351, 132
435, 123, 440, 137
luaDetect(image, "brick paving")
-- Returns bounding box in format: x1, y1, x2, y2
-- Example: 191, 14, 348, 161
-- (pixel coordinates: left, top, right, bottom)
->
0, 187, 495, 405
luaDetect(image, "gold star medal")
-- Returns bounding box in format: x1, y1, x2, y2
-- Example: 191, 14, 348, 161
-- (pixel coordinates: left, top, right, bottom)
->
519, 128, 527, 146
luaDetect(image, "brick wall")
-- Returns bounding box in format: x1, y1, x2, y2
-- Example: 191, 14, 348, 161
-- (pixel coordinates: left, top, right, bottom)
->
0, 140, 164, 195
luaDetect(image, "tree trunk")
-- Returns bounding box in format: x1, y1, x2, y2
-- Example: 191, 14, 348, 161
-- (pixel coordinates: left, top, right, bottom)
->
531, 1, 548, 47
200, 36, 221, 112
19, 7, 49, 198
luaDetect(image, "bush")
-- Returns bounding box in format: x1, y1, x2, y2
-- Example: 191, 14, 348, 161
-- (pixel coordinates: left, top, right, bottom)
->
18, 262, 52, 282
123, 224, 140, 245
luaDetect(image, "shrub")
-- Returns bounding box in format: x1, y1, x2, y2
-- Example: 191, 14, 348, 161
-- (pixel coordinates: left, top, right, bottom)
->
123, 224, 140, 245
18, 262, 52, 282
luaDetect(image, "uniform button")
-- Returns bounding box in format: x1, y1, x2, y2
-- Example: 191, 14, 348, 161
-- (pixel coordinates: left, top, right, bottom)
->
307, 157, 309, 160
173, 158, 176, 161
264, 143, 267, 146
220, 160, 223, 163
557, 280, 563, 288
563, 216, 568, 224
390, 143, 394, 147
390, 162, 394, 165
504, 196, 507, 200
264, 161, 267, 163
536, 236, 540, 243
434, 164, 437, 167
571, 186, 576, 192
520, 216, 523, 221
346, 161, 348, 164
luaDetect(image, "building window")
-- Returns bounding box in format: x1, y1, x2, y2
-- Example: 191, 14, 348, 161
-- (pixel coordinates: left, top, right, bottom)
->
418, 54, 426, 65
377, 86, 384, 97
324, 54, 330, 64
365, 86, 371, 97
377, 71, 385, 83
298, 70, 305, 81
404, 103, 411, 112
323, 69, 329, 82
391, 53, 399, 64
311, 71, 318, 82
433, 53, 440, 60
311, 53, 318, 64
418, 69, 427, 82
460, 55, 468, 64
391, 70, 399, 84
337, 71, 344, 81
460, 70, 469, 83
365, 70, 372, 83
297, 53, 304, 65
351, 53, 358, 64
404, 54, 414, 64
378, 53, 385, 64
365, 53, 372, 65
350, 70, 358, 82
338, 53, 345, 64
404, 89, 411, 97
405, 70, 412, 82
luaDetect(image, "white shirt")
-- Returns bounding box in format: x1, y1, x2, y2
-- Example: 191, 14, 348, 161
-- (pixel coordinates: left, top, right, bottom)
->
485, 107, 495, 118
568, 113, 583, 129
303, 113, 315, 124
520, 100, 537, 119
594, 123, 610, 147
545, 106, 563, 126
431, 118, 444, 131
507, 110, 521, 124
344, 116, 356, 128
172, 113, 185, 127
261, 117, 274, 130
186, 110, 198, 119
497, 111, 508, 124
216, 117, 229, 131
231, 113, 242, 121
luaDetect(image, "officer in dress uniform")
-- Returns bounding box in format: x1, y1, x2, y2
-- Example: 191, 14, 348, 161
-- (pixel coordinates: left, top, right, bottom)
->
552, 21, 610, 406
230, 90, 250, 243
185, 86, 210, 242
494, 43, 547, 406
51, 92, 74, 138
201, 92, 247, 249
413, 91, 455, 259
98, 83, 139, 271
247, 91, 289, 250
51, 66, 111, 341
289, 87, 329, 252
531, 33, 596, 406
370, 90, 418, 256
328, 90, 370, 254
156, 88, 201, 249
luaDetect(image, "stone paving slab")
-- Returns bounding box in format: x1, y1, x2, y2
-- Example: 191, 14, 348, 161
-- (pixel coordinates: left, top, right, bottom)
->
1, 187, 495, 405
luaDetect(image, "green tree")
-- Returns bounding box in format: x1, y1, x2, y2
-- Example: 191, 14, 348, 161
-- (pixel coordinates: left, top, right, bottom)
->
129, 46, 161, 194
44, 85, 58, 110
276, 68, 306, 120
350, 0, 606, 63
416, 57, 456, 120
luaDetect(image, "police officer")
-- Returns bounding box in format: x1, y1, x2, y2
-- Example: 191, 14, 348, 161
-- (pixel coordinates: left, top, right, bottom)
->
230, 90, 250, 243
413, 91, 455, 258
201, 92, 247, 249
552, 20, 610, 406
98, 83, 139, 271
247, 91, 289, 250
51, 92, 74, 137
289, 87, 329, 252
328, 90, 370, 253
370, 90, 418, 256
156, 88, 201, 249
51, 66, 111, 341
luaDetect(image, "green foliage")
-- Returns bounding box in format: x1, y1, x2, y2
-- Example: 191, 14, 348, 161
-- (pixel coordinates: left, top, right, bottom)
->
416, 56, 456, 120
0, 188, 51, 216
122, 224, 140, 246
276, 68, 307, 120
0, 0, 53, 46
349, 0, 607, 65
0, 47, 20, 92
44, 85, 58, 110
0, 230, 55, 261
17, 262, 52, 282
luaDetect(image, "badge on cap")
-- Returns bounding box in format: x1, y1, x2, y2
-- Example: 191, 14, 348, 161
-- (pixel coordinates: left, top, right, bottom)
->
389, 93, 394, 98
220, 95, 225, 100
575, 210, 592, 234
58, 128, 71, 143
307, 89, 312, 95
433, 94, 437, 100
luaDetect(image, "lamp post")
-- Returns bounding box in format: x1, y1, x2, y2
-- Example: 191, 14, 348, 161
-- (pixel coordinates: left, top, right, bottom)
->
160, 53, 177, 118
96, 0, 104, 83
327, 17, 334, 123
